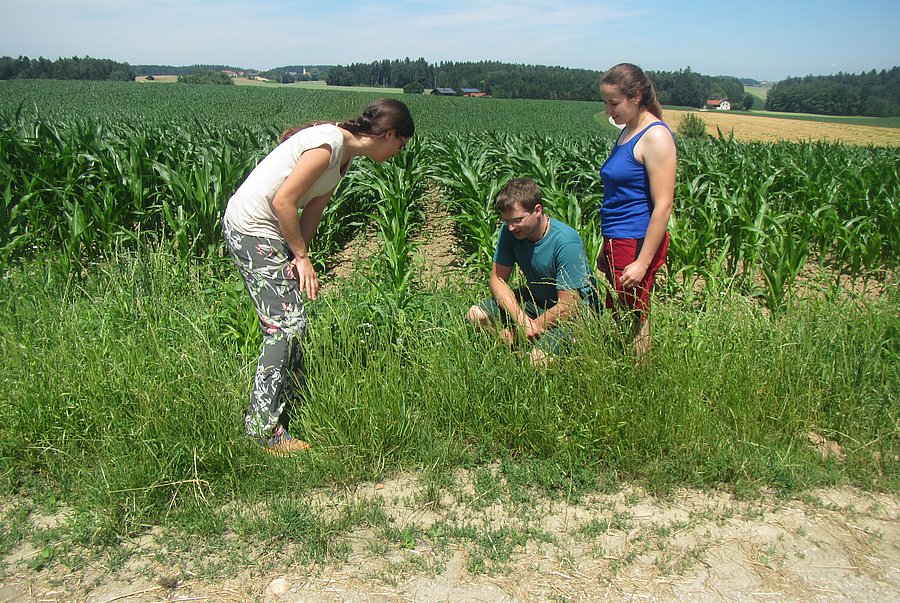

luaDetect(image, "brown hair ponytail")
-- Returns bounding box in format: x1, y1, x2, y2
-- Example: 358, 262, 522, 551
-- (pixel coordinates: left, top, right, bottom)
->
278, 98, 415, 144
601, 63, 663, 120
338, 98, 414, 138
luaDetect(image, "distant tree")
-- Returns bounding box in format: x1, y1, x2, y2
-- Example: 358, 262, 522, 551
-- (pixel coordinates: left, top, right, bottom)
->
709, 76, 744, 102
0, 56, 14, 79
0, 55, 133, 80
325, 65, 351, 86
131, 64, 244, 76
403, 82, 424, 94
109, 67, 133, 82
742, 94, 754, 111
652, 68, 711, 107
313, 58, 754, 105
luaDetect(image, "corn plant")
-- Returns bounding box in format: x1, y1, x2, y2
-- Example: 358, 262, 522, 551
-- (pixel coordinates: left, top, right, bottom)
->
1, 84, 898, 304
758, 214, 810, 311
340, 137, 428, 293
543, 189, 603, 267
429, 134, 508, 272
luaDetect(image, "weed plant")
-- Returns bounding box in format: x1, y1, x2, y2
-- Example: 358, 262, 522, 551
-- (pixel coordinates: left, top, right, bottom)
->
676, 112, 708, 139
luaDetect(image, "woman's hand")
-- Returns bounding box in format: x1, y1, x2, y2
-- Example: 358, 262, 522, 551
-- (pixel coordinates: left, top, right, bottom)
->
619, 260, 649, 289
290, 255, 319, 301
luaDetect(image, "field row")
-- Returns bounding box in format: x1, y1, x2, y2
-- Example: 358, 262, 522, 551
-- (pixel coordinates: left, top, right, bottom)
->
2, 111, 898, 307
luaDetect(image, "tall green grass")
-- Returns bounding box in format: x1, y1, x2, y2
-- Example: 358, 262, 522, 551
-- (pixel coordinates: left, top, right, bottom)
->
1, 250, 896, 535
0, 80, 897, 550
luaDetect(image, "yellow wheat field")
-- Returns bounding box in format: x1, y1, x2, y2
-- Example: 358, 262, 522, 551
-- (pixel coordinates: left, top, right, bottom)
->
667, 109, 900, 146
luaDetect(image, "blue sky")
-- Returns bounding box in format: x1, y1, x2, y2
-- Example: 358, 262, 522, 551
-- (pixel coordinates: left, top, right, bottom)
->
0, 0, 897, 81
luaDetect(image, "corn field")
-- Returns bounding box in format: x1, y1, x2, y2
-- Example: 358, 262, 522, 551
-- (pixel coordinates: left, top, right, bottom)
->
1, 81, 898, 311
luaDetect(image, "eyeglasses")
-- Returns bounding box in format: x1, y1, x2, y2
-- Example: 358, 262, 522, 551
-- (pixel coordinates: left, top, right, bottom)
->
397, 135, 409, 151
503, 211, 534, 226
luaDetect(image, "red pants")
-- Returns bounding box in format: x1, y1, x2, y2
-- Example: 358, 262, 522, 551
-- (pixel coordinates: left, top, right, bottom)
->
597, 233, 669, 319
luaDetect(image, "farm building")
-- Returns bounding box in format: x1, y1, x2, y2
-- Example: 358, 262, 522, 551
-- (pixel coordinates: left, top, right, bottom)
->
431, 87, 458, 96
461, 88, 489, 97
706, 99, 732, 110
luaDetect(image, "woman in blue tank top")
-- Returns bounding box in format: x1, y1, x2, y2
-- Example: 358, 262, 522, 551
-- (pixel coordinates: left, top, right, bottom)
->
597, 63, 676, 356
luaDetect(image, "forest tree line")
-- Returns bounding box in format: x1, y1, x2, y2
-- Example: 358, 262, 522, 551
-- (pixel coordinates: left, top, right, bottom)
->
0, 55, 133, 81
5, 55, 897, 117
324, 58, 745, 107
764, 68, 899, 117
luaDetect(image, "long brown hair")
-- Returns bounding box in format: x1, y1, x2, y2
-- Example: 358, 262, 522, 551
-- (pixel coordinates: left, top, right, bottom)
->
600, 63, 663, 120
279, 98, 415, 143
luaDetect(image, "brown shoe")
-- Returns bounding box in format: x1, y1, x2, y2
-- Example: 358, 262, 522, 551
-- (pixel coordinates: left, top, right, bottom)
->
261, 427, 310, 455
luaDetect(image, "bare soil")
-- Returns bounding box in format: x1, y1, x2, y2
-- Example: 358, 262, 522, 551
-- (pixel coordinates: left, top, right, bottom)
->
134, 75, 178, 83
667, 109, 900, 146
2, 475, 898, 603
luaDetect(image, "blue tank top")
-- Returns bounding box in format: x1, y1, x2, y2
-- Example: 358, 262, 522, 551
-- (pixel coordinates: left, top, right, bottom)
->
599, 121, 671, 238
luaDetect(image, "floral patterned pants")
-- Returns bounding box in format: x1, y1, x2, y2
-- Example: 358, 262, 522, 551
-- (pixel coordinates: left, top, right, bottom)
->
223, 219, 308, 438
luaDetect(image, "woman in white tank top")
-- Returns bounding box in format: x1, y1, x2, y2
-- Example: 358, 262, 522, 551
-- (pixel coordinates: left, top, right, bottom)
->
222, 98, 414, 454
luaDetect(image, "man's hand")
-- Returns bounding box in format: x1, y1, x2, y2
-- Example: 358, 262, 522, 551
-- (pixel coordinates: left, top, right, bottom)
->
523, 317, 544, 340
500, 317, 543, 345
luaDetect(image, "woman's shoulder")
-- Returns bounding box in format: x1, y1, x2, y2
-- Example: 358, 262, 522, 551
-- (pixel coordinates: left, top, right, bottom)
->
639, 121, 676, 150
288, 124, 344, 163
643, 119, 672, 136
292, 123, 341, 145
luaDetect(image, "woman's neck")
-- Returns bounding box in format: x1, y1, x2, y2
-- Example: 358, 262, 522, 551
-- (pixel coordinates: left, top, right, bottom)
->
340, 127, 381, 160
623, 111, 653, 140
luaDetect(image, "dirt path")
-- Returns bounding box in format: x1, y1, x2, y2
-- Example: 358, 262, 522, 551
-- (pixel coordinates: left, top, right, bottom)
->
666, 109, 900, 146
2, 477, 898, 602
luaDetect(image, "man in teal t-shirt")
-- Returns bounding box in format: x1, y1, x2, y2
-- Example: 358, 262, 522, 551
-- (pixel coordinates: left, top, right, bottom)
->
466, 178, 596, 365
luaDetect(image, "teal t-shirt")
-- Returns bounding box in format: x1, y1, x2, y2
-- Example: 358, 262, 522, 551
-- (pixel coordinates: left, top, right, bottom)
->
494, 218, 593, 307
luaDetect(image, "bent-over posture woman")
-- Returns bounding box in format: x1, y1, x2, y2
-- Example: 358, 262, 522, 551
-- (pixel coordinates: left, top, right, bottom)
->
597, 63, 676, 356
222, 98, 414, 453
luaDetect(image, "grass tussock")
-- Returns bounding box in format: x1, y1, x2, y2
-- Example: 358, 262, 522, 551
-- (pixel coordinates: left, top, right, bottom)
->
0, 249, 897, 539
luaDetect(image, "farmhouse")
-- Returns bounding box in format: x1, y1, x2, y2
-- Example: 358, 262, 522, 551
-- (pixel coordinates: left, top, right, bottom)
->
461, 88, 489, 97
431, 87, 458, 96
706, 99, 732, 110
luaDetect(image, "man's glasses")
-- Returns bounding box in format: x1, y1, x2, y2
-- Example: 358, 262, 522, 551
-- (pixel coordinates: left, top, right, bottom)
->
503, 211, 533, 226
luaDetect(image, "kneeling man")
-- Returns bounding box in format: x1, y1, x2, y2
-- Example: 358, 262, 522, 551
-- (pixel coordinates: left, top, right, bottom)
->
467, 178, 595, 365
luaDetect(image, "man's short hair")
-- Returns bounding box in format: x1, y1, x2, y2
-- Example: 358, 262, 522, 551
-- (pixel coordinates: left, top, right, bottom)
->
495, 177, 542, 214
